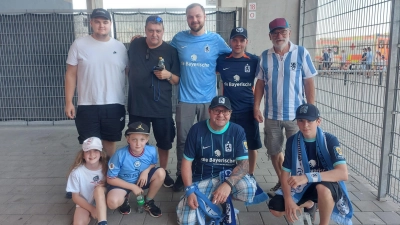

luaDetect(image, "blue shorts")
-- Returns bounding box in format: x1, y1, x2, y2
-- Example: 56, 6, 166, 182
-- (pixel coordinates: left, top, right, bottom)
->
128, 115, 175, 150
107, 167, 161, 193
75, 104, 126, 144
230, 110, 262, 150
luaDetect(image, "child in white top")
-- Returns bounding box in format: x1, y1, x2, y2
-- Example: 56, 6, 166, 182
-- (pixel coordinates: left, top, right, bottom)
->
66, 137, 108, 225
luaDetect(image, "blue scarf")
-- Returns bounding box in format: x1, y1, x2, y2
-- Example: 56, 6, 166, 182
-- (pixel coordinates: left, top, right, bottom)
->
277, 127, 353, 225
185, 170, 238, 225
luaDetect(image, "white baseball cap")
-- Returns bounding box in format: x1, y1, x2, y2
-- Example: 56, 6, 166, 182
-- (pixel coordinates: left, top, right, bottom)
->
82, 137, 103, 152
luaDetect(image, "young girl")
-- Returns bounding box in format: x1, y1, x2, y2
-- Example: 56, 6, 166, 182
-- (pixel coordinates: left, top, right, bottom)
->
66, 137, 108, 225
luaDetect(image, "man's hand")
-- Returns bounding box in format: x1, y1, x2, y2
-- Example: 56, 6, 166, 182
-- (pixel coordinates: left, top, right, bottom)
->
285, 199, 302, 223
187, 193, 199, 210
65, 102, 75, 119
130, 35, 142, 43
254, 109, 264, 123
211, 182, 231, 205
137, 172, 149, 188
287, 175, 308, 189
89, 206, 98, 220
153, 69, 170, 80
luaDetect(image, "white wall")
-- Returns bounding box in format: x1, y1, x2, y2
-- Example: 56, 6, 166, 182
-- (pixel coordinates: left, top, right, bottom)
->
0, 0, 72, 12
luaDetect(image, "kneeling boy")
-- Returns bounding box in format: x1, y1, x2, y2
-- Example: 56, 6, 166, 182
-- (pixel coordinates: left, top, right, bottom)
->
268, 104, 353, 225
106, 122, 165, 217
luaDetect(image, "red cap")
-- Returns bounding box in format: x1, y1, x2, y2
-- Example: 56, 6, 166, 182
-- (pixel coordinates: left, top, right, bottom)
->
269, 18, 289, 32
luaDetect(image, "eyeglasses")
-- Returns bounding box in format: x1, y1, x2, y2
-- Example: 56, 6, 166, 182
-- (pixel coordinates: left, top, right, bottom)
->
270, 29, 289, 37
211, 108, 232, 116
146, 48, 150, 60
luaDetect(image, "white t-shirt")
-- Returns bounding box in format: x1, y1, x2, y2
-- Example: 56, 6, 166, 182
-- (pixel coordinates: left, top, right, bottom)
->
66, 164, 104, 206
66, 35, 129, 105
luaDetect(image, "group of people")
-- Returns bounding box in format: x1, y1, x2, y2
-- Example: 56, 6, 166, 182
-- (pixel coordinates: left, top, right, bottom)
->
64, 4, 353, 225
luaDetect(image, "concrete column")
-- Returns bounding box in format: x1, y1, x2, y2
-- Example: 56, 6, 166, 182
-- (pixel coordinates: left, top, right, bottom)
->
86, 0, 103, 10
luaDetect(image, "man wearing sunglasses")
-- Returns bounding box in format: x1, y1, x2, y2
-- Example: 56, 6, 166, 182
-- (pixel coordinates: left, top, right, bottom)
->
127, 15, 180, 189
177, 95, 256, 224
253, 18, 317, 198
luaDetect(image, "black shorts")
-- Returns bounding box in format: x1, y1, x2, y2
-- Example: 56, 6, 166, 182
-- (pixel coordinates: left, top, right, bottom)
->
268, 182, 343, 212
107, 167, 161, 193
366, 64, 371, 70
230, 111, 262, 150
322, 62, 329, 68
75, 104, 126, 144
128, 115, 175, 150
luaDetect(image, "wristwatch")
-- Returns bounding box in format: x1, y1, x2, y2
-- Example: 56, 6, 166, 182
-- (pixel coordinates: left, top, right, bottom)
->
167, 73, 172, 81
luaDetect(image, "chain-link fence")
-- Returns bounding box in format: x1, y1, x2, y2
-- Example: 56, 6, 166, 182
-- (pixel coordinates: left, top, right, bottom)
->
300, 0, 400, 203
0, 8, 239, 124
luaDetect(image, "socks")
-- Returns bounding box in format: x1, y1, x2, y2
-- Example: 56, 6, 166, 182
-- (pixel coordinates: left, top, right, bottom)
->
98, 221, 107, 225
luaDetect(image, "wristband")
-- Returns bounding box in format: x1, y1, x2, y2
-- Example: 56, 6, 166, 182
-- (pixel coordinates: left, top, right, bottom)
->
167, 73, 172, 81
305, 172, 321, 183
224, 179, 234, 189
185, 185, 196, 197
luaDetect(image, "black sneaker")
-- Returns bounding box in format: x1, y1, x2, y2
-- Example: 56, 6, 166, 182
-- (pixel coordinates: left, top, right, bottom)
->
119, 195, 131, 215
144, 199, 162, 218
65, 192, 72, 199
267, 182, 281, 197
172, 175, 184, 192
304, 202, 317, 223
163, 170, 175, 188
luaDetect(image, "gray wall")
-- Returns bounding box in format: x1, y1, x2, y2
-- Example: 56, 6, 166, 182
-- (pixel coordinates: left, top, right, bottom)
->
0, 0, 72, 12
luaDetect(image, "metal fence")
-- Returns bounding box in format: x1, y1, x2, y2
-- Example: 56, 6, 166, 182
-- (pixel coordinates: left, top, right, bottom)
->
0, 8, 239, 124
299, 0, 400, 203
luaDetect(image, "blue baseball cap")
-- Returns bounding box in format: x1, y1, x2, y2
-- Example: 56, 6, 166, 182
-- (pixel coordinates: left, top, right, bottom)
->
295, 104, 320, 121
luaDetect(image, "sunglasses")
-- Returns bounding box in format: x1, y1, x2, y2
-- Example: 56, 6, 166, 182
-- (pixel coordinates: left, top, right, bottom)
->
146, 16, 163, 23
146, 48, 150, 60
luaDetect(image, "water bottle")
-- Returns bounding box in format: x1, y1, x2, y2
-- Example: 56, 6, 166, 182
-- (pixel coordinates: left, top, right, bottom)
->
136, 195, 145, 213
158, 57, 165, 69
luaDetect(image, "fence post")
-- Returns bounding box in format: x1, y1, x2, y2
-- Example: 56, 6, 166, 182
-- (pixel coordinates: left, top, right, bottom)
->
378, 0, 400, 201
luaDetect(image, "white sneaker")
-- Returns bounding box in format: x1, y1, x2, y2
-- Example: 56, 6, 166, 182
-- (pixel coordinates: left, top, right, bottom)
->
267, 182, 281, 197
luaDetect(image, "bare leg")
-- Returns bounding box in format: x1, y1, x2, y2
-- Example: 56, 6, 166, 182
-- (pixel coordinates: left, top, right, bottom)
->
106, 189, 127, 210
158, 148, 169, 170
269, 200, 313, 217
271, 152, 284, 181
147, 168, 166, 199
73, 207, 91, 225
248, 150, 258, 175
93, 186, 107, 222
316, 184, 335, 225
102, 140, 116, 157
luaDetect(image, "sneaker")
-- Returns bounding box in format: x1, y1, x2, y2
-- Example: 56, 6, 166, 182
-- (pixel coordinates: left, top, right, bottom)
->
172, 175, 184, 192
267, 182, 281, 197
163, 170, 175, 188
144, 199, 162, 218
119, 195, 131, 215
304, 202, 317, 223
65, 192, 72, 199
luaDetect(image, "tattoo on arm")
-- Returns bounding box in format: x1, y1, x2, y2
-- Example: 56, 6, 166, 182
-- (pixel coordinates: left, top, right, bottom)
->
226, 160, 249, 186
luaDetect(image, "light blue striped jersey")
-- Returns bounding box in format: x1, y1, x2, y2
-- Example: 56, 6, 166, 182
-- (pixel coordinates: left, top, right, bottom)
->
171, 31, 231, 103
256, 42, 317, 120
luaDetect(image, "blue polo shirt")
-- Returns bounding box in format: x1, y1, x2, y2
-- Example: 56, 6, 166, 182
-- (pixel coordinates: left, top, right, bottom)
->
217, 52, 259, 113
183, 120, 249, 182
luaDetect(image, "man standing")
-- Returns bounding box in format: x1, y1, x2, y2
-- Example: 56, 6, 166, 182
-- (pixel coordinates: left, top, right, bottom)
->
64, 8, 128, 157
216, 27, 262, 176
176, 96, 256, 224
253, 18, 317, 196
170, 3, 231, 192
127, 15, 180, 188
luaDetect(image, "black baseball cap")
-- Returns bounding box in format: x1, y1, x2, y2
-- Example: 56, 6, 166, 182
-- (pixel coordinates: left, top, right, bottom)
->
295, 104, 320, 121
209, 96, 232, 110
125, 122, 150, 135
230, 27, 247, 39
91, 8, 111, 21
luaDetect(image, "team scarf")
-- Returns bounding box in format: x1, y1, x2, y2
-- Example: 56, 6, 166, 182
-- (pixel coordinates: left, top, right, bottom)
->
276, 127, 353, 225
185, 170, 238, 225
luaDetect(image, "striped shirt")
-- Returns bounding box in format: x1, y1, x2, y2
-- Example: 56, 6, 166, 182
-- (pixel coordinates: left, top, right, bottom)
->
256, 42, 317, 120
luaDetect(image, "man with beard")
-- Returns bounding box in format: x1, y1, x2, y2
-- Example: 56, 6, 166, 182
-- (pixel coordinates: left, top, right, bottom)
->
253, 18, 317, 198
170, 3, 231, 192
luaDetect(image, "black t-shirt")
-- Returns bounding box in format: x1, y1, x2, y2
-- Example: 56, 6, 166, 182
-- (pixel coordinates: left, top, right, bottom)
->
127, 37, 180, 118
